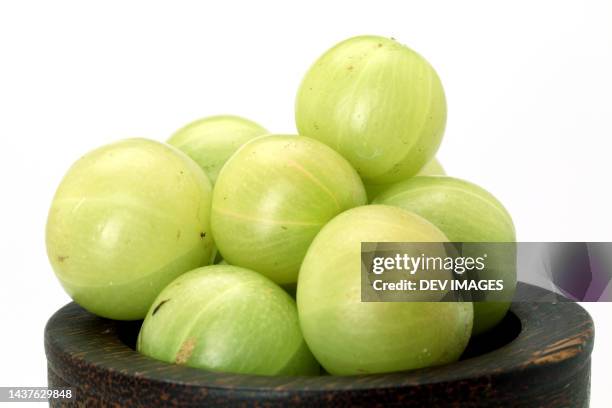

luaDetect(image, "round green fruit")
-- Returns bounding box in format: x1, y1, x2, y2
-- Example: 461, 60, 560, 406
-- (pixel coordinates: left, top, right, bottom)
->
364, 157, 446, 201
168, 115, 268, 184
137, 265, 319, 376
297, 205, 473, 375
373, 176, 516, 334
46, 138, 214, 320
295, 35, 447, 185
211, 135, 367, 284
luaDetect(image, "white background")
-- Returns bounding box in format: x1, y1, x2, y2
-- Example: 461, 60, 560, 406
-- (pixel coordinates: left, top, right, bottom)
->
1, 0, 610, 406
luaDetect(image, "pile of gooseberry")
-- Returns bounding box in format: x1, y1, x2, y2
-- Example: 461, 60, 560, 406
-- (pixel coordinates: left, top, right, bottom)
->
46, 35, 515, 376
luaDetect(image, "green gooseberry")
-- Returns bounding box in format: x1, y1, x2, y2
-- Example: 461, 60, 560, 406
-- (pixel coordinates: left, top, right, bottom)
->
211, 134, 367, 284
364, 157, 446, 201
373, 176, 516, 335
418, 157, 445, 176
296, 35, 447, 185
168, 115, 268, 185
297, 205, 473, 375
137, 265, 319, 376
46, 138, 214, 320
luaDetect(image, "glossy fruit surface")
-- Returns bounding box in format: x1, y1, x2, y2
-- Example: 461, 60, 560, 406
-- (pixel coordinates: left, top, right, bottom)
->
297, 205, 473, 375
137, 265, 319, 376
374, 176, 516, 334
46, 138, 214, 320
168, 115, 268, 184
296, 35, 446, 185
211, 135, 367, 284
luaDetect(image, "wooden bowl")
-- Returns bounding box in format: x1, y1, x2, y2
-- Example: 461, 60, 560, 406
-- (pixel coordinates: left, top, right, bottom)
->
45, 283, 594, 407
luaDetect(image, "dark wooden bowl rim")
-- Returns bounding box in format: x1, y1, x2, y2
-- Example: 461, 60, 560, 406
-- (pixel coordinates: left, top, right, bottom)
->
45, 283, 594, 393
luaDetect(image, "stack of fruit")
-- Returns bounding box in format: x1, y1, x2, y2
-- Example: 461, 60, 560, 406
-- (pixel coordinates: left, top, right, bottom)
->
46, 35, 515, 377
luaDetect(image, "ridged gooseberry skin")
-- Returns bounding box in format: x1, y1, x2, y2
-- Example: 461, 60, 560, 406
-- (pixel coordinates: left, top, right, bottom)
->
373, 176, 516, 335
167, 115, 268, 185
297, 205, 473, 376
46, 138, 214, 320
295, 35, 447, 185
364, 157, 446, 201
211, 135, 367, 284
137, 265, 319, 376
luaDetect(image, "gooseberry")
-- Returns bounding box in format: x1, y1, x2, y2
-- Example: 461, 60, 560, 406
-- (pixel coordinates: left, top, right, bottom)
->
211, 135, 366, 284
373, 176, 516, 334
297, 205, 473, 375
168, 115, 268, 184
296, 35, 446, 185
137, 265, 319, 376
46, 138, 214, 320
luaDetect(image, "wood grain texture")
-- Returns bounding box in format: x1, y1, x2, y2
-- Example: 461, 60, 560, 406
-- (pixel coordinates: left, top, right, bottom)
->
45, 283, 594, 407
